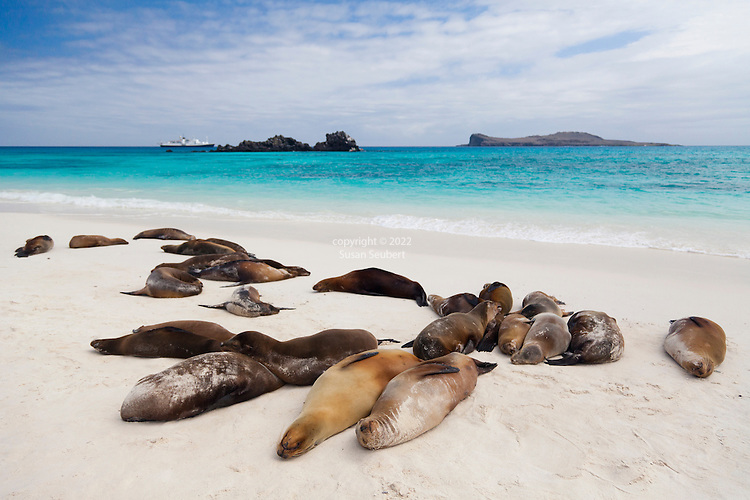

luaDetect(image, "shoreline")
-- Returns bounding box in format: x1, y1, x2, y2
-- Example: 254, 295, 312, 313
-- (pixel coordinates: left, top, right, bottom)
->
1, 210, 749, 498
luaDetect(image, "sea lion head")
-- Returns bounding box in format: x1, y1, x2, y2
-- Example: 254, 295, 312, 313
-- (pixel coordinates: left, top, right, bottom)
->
510, 344, 544, 365
277, 417, 322, 459
220, 331, 269, 355
686, 359, 714, 378
312, 278, 334, 292
356, 416, 395, 450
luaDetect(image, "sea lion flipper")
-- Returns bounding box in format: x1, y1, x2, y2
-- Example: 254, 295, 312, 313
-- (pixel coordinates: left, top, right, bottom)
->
461, 339, 476, 354
401, 340, 415, 348
475, 334, 498, 352
120, 289, 147, 296
341, 350, 380, 367
545, 352, 582, 366
419, 364, 461, 376
376, 338, 401, 345
199, 303, 228, 309
471, 359, 498, 374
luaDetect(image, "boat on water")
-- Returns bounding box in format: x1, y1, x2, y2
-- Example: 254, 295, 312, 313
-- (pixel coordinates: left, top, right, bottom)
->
160, 136, 215, 148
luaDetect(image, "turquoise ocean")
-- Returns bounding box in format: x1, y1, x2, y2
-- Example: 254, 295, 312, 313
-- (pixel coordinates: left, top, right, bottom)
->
1, 146, 748, 259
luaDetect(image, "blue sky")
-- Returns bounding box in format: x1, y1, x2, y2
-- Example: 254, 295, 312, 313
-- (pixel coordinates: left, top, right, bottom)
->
1, 0, 749, 146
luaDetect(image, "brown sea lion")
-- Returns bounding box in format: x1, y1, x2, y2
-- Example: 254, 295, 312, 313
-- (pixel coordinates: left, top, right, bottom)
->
133, 228, 196, 240
277, 349, 422, 458
427, 293, 481, 317
356, 353, 496, 450
664, 316, 726, 378
313, 267, 428, 307
203, 238, 248, 254
14, 235, 53, 258
519, 290, 567, 318
161, 239, 236, 255
547, 310, 624, 365
220, 329, 378, 385
511, 312, 571, 365
478, 282, 514, 316
190, 260, 294, 284
154, 252, 253, 273
404, 301, 499, 360
199, 285, 291, 317
120, 352, 284, 421
69, 235, 128, 248
478, 312, 531, 355
90, 320, 234, 358
121, 268, 203, 298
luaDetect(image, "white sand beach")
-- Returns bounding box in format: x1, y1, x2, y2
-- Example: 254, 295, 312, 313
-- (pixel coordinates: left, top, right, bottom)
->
1, 209, 748, 498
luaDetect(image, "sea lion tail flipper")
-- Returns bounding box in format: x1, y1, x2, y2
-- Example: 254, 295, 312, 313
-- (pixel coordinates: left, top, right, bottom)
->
401, 340, 415, 349
416, 288, 428, 307
475, 332, 498, 352
471, 359, 498, 375
120, 289, 147, 296
376, 338, 401, 345
461, 339, 477, 354
341, 350, 380, 367
545, 352, 582, 366
419, 363, 461, 376
199, 303, 227, 309
15, 247, 29, 257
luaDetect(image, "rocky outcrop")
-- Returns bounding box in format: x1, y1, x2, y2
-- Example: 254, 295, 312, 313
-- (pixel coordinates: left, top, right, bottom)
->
464, 132, 673, 147
215, 131, 361, 152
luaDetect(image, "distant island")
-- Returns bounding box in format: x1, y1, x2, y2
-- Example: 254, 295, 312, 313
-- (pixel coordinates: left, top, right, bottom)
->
464, 132, 674, 147
215, 131, 361, 152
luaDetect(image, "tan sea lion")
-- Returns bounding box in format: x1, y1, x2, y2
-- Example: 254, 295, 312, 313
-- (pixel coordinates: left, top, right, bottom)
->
190, 260, 294, 284
427, 293, 481, 317
133, 228, 196, 240
356, 353, 497, 450
277, 349, 422, 458
404, 301, 499, 360
664, 316, 726, 378
120, 352, 284, 421
14, 235, 53, 257
483, 313, 531, 355
220, 329, 378, 385
90, 320, 234, 358
69, 235, 128, 248
313, 267, 428, 307
200, 285, 291, 317
121, 267, 203, 298
161, 239, 236, 255
478, 282, 514, 316
519, 290, 567, 318
511, 312, 570, 365
547, 310, 624, 365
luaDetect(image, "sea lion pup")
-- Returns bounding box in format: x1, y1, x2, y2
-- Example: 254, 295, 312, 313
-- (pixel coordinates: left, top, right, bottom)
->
313, 267, 428, 307
120, 352, 284, 421
69, 235, 128, 248
427, 293, 481, 317
519, 290, 567, 318
510, 312, 571, 365
154, 252, 254, 273
478, 312, 532, 355
161, 239, 237, 255
277, 349, 422, 458
356, 353, 497, 450
90, 320, 234, 358
133, 227, 196, 240
121, 268, 203, 298
664, 316, 726, 378
220, 329, 378, 385
478, 282, 514, 316
403, 301, 499, 360
547, 310, 624, 365
14, 235, 53, 258
190, 260, 295, 285
200, 285, 292, 317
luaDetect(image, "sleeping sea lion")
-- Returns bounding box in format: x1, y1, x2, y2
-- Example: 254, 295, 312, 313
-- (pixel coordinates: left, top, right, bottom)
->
519, 291, 567, 318
154, 252, 254, 273
190, 260, 294, 284
664, 316, 726, 378
427, 293, 481, 317
478, 282, 513, 316
478, 312, 531, 354
199, 285, 291, 317
220, 329, 378, 385
14, 235, 53, 258
404, 301, 499, 360
277, 349, 422, 458
90, 320, 234, 358
547, 310, 624, 365
313, 267, 428, 307
203, 238, 248, 254
69, 235, 128, 248
511, 312, 570, 365
133, 228, 196, 240
161, 239, 236, 255
121, 268, 203, 298
120, 352, 284, 421
356, 353, 497, 450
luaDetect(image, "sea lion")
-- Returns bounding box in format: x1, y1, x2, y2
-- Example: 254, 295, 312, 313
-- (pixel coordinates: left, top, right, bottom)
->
121, 268, 203, 298
14, 235, 53, 257
120, 352, 284, 421
277, 349, 422, 458
200, 285, 291, 317
154, 252, 254, 273
519, 290, 567, 318
220, 329, 378, 385
356, 353, 497, 450
190, 260, 294, 284
427, 293, 481, 317
313, 267, 428, 307
547, 310, 624, 365
478, 282, 514, 316
161, 239, 237, 255
404, 301, 499, 360
133, 228, 196, 240
664, 316, 726, 378
203, 238, 248, 254
69, 235, 128, 248
90, 320, 234, 358
511, 312, 571, 365
478, 312, 531, 354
